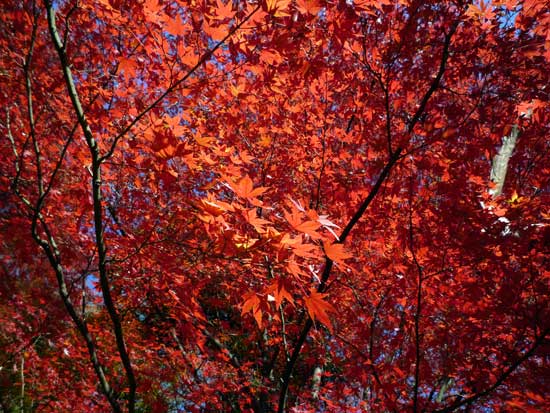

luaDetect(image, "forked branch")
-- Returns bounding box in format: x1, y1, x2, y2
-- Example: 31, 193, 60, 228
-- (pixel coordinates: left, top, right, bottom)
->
44, 1, 136, 411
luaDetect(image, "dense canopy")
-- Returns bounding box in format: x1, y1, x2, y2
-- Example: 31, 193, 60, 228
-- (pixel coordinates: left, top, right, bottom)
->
1, 0, 549, 412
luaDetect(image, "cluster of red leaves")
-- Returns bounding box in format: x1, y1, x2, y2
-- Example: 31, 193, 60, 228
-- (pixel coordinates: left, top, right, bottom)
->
1, 0, 549, 412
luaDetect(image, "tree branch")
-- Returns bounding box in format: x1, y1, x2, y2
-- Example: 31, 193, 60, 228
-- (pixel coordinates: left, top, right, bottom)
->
433, 328, 550, 413
277, 148, 402, 413
276, 24, 458, 408
28, 206, 121, 412
407, 23, 458, 133
44, 2, 136, 411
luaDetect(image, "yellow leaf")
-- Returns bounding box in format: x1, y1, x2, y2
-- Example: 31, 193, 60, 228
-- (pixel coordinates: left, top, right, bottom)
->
266, 0, 291, 17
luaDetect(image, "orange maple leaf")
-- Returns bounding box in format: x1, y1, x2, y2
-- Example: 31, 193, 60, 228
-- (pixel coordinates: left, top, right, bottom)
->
242, 292, 263, 327
304, 290, 336, 332
227, 175, 268, 205
194, 135, 215, 147
203, 22, 227, 41
289, 238, 319, 259
165, 16, 185, 36
284, 209, 321, 238
266, 0, 291, 17
296, 0, 323, 15
243, 208, 270, 234
267, 279, 294, 308
215, 0, 234, 19
323, 241, 351, 263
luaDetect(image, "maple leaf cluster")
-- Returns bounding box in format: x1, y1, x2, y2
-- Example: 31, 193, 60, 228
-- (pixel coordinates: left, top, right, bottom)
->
1, 0, 549, 412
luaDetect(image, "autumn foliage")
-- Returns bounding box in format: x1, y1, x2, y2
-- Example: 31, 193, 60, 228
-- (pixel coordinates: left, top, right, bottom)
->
1, 0, 549, 412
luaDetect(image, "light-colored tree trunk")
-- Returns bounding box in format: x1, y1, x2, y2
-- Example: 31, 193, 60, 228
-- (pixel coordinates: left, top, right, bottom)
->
490, 125, 520, 198
312, 366, 323, 399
